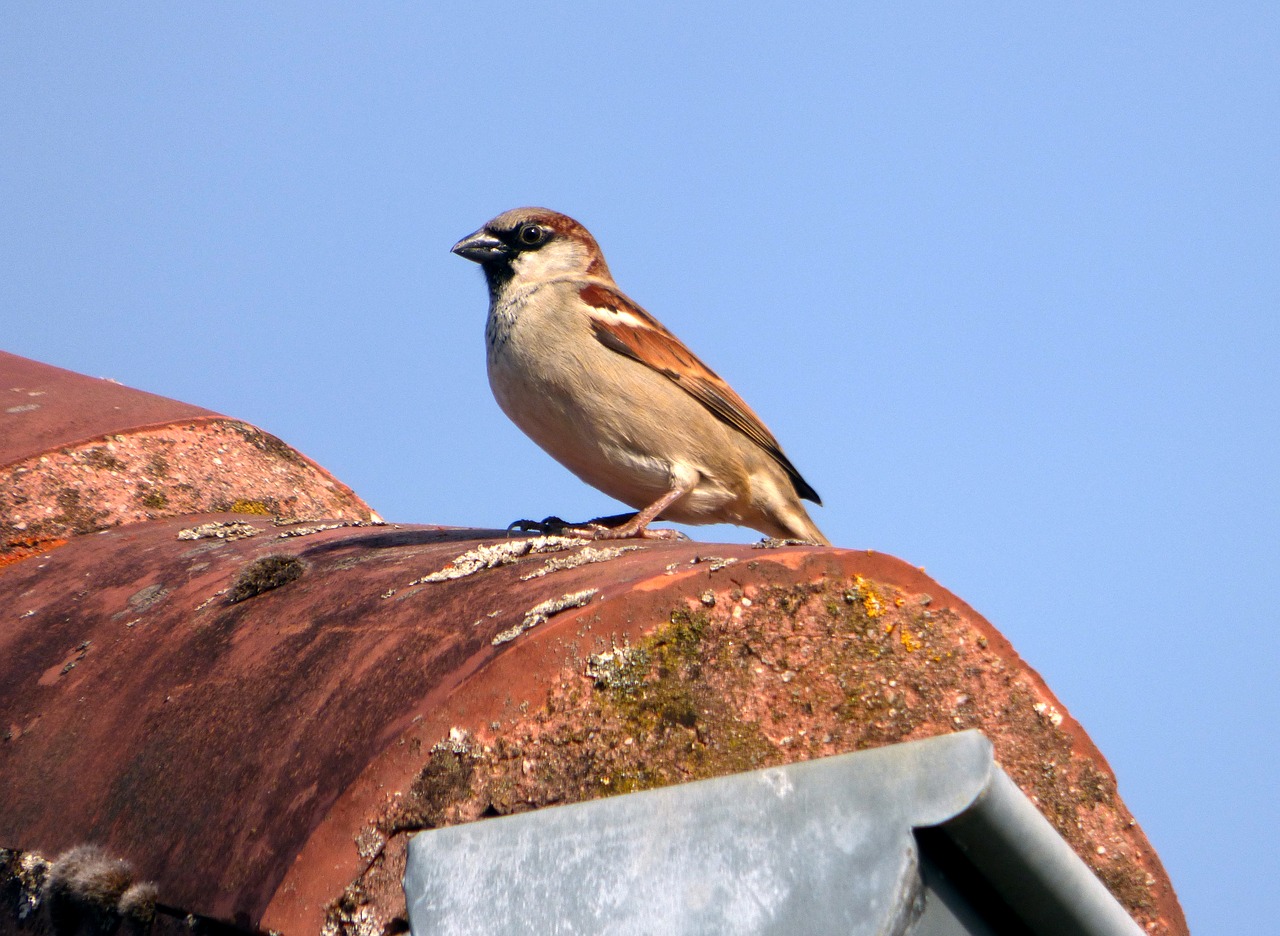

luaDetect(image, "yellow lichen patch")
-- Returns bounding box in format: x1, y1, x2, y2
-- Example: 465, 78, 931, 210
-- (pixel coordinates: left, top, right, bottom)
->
230, 499, 274, 515
353, 574, 1168, 936
847, 575, 885, 619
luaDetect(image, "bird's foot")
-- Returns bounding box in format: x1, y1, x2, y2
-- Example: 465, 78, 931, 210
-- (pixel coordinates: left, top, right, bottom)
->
507, 513, 686, 541
568, 511, 688, 541
564, 522, 687, 541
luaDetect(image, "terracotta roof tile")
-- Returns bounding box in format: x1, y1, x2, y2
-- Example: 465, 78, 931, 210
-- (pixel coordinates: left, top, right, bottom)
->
0, 353, 1184, 935
0, 519, 1186, 936
0, 353, 374, 554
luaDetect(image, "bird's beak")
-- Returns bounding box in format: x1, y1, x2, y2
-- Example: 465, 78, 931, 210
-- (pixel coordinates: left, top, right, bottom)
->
451, 229, 507, 264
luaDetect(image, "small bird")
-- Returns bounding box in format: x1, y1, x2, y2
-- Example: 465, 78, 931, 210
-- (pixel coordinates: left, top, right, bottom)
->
452, 208, 829, 546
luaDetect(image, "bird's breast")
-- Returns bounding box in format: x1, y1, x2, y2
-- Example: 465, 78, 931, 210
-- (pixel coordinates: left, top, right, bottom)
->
482, 284, 748, 517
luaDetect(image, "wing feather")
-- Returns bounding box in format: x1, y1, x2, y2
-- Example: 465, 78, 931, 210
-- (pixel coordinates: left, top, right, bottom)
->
580, 282, 821, 504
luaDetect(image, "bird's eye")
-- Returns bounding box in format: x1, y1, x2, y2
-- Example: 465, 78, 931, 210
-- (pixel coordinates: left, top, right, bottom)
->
518, 224, 545, 246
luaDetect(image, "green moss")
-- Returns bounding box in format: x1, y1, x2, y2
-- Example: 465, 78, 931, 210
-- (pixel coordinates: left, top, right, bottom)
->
229, 555, 306, 603
138, 490, 168, 510
1077, 762, 1117, 806
586, 607, 776, 793
655, 608, 709, 661
52, 487, 109, 535
387, 750, 475, 833
232, 423, 304, 465
352, 575, 1164, 934
82, 447, 126, 471
1096, 861, 1156, 915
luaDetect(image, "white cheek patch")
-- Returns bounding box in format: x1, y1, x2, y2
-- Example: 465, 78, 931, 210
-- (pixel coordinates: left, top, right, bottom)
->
509, 251, 546, 279
511, 242, 589, 280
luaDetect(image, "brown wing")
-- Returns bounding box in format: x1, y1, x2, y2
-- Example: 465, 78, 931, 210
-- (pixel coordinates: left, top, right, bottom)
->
580, 282, 821, 504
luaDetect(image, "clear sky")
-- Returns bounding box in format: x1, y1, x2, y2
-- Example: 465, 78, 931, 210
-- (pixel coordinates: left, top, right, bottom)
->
3, 4, 1276, 932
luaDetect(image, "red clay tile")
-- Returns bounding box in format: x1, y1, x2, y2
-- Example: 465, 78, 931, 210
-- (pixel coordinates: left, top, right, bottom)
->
0, 352, 375, 556
0, 352, 1184, 935
0, 518, 1186, 936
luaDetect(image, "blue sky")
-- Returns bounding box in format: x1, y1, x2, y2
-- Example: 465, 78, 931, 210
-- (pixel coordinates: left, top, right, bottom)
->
3, 4, 1277, 931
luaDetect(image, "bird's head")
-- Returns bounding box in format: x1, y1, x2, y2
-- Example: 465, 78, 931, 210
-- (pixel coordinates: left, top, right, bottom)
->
451, 208, 613, 297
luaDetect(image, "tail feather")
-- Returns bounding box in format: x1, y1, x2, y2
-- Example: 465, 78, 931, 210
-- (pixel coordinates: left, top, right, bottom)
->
784, 511, 830, 546
765, 500, 830, 546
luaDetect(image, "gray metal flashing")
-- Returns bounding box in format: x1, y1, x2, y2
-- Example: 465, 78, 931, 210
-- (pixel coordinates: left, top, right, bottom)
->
934, 768, 1143, 935
403, 731, 1142, 935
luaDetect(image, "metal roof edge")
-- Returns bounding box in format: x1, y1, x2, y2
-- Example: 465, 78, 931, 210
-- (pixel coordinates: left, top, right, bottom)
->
403, 731, 1145, 935
940, 765, 1145, 936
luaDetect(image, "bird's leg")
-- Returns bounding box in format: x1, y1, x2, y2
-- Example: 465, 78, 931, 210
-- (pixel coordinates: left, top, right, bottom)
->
566, 485, 690, 541
584, 511, 641, 528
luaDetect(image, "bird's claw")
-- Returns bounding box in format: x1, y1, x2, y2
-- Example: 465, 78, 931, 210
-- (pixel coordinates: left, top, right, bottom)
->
507, 516, 571, 535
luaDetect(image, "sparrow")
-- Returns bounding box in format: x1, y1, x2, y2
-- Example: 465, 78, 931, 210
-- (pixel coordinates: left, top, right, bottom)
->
451, 208, 830, 546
